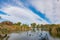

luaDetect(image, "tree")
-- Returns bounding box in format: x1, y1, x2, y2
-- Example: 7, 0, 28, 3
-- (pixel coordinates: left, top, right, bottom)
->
31, 23, 36, 31
14, 22, 21, 26
31, 23, 36, 28
21, 24, 29, 31
16, 22, 21, 26
36, 24, 40, 30
1, 21, 13, 25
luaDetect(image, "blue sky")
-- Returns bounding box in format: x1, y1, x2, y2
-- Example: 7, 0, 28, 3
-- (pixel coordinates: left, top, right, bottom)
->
0, 11, 8, 15
0, 0, 60, 24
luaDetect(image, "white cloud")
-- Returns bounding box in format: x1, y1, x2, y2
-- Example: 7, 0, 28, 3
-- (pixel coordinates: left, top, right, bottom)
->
1, 0, 60, 24
29, 0, 60, 24
0, 6, 48, 24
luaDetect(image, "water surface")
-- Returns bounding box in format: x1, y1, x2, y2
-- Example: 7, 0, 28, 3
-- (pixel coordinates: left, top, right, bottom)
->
7, 31, 60, 40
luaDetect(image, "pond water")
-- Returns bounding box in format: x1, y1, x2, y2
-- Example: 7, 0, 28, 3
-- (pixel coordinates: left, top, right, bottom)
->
7, 30, 60, 40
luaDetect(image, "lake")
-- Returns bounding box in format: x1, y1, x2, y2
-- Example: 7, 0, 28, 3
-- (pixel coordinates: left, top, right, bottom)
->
6, 30, 60, 40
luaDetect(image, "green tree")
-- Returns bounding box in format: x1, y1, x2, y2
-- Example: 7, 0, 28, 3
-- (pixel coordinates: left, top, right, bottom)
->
31, 23, 36, 28
31, 23, 36, 31
16, 22, 21, 26
14, 22, 21, 26
21, 24, 29, 31
36, 24, 40, 30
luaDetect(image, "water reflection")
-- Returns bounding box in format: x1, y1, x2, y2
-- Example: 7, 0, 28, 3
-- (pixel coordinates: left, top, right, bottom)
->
7, 31, 49, 40
1, 30, 60, 40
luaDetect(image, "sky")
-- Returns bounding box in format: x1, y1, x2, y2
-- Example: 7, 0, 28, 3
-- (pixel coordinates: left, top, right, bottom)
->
0, 0, 60, 24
